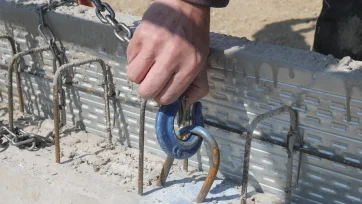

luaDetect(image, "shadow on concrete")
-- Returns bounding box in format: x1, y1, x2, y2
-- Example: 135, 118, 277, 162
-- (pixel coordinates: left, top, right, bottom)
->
252, 17, 317, 50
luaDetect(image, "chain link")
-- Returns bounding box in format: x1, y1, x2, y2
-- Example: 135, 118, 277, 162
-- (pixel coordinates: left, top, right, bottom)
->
0, 125, 53, 151
36, 1, 72, 69
91, 0, 132, 43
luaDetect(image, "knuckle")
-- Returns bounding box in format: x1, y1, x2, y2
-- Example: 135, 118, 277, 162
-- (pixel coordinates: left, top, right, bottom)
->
150, 34, 162, 45
135, 23, 147, 36
168, 42, 182, 56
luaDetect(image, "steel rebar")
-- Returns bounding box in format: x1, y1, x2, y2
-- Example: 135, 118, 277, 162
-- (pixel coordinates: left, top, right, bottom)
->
7, 46, 51, 131
240, 106, 297, 204
4, 66, 361, 171
156, 125, 220, 203
53, 58, 113, 163
138, 99, 147, 195
155, 156, 175, 187
285, 130, 298, 203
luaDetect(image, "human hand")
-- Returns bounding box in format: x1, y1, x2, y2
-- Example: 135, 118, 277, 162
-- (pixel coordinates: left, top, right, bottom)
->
127, 0, 210, 106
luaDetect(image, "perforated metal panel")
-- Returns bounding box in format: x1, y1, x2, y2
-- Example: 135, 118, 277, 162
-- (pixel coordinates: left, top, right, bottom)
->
1, 2, 362, 203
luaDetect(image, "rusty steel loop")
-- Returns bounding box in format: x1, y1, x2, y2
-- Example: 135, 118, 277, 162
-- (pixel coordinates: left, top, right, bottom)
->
240, 106, 299, 204
8, 46, 52, 131
155, 125, 220, 203
1, 37, 53, 151
52, 58, 113, 164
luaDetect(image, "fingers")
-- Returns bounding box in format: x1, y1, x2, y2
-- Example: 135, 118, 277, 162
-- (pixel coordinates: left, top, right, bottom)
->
184, 67, 209, 107
154, 72, 192, 105
125, 0, 211, 105
137, 58, 175, 100
126, 35, 142, 64
126, 44, 156, 84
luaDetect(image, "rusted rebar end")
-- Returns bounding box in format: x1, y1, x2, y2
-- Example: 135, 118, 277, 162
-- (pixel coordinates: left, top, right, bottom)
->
156, 156, 174, 187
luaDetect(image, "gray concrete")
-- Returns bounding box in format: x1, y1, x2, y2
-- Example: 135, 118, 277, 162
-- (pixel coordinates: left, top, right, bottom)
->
0, 146, 140, 204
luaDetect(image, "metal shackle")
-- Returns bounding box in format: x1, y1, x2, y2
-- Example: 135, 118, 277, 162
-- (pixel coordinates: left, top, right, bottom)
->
155, 98, 203, 159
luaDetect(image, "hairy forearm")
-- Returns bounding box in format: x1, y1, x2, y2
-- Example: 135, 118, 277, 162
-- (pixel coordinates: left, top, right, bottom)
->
182, 0, 229, 8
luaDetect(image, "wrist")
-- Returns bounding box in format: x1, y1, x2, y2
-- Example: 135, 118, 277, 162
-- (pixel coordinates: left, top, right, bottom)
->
153, 0, 210, 26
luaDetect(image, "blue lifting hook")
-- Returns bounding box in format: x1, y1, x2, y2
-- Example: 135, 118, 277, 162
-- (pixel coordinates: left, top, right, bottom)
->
155, 98, 204, 159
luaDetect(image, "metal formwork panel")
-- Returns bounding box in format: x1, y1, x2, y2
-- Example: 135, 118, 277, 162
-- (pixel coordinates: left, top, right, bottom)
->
1, 1, 362, 203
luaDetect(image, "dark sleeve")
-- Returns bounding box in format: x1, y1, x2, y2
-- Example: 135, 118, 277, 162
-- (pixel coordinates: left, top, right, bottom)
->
182, 0, 229, 8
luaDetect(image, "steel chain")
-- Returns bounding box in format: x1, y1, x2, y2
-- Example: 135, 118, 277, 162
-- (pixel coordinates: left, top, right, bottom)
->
0, 125, 53, 151
91, 0, 132, 43
36, 0, 73, 68
36, 0, 74, 130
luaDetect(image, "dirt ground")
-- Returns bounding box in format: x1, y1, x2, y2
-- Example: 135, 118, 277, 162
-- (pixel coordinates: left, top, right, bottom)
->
105, 0, 322, 50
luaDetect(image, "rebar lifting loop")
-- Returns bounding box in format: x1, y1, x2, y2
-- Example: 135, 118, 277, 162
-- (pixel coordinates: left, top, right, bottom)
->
156, 125, 220, 203
7, 46, 51, 131
240, 106, 299, 204
52, 58, 113, 164
153, 100, 220, 203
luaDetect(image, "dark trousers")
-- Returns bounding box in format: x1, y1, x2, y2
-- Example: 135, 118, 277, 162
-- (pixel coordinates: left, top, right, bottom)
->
313, 0, 362, 60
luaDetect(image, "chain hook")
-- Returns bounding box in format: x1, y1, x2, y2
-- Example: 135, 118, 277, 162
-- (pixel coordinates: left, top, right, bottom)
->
155, 98, 203, 159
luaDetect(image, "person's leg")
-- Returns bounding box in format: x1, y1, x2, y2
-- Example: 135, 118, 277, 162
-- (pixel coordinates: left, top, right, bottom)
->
313, 0, 362, 60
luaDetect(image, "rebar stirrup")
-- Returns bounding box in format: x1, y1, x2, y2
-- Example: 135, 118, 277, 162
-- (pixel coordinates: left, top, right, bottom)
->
52, 58, 114, 164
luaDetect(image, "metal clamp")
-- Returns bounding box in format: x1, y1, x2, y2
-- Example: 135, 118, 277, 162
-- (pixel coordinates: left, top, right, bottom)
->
240, 106, 298, 204
52, 58, 114, 164
155, 125, 220, 203
155, 99, 203, 159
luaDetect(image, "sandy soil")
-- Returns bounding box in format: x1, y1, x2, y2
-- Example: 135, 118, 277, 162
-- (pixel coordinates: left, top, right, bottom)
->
105, 0, 322, 50
0, 102, 282, 204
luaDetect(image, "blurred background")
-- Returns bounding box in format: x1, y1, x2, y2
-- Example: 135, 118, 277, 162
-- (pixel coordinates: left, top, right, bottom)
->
105, 0, 322, 50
